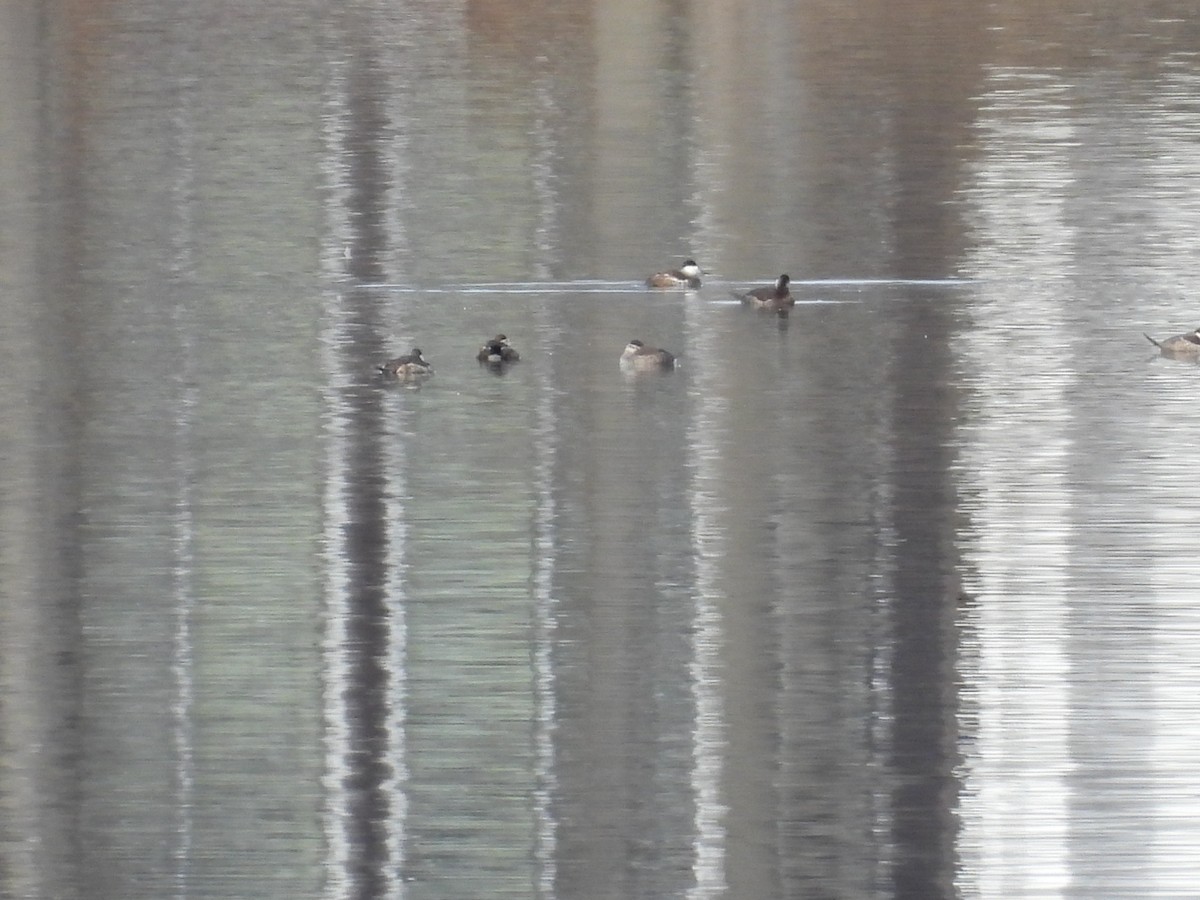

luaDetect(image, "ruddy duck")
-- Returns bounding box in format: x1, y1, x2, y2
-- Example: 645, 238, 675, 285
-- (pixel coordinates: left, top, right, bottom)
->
1145, 328, 1200, 357
378, 347, 434, 377
735, 274, 793, 317
620, 339, 676, 370
645, 259, 702, 289
477, 334, 520, 365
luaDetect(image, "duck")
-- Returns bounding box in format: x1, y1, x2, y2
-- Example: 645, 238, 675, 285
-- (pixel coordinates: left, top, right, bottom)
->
477, 334, 520, 365
620, 339, 676, 371
1144, 328, 1200, 357
378, 347, 434, 377
734, 274, 794, 317
645, 259, 702, 289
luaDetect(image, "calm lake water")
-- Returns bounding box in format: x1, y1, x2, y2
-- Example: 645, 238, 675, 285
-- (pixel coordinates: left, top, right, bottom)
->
3, 2, 1200, 898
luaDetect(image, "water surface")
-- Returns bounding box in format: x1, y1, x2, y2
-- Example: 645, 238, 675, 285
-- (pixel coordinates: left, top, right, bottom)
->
3, 2, 1200, 899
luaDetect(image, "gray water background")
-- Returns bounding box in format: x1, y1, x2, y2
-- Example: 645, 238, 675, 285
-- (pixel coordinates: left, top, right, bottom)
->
3, 3, 1200, 898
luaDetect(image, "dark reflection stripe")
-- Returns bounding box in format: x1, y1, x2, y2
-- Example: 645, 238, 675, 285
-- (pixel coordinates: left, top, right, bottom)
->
319, 4, 410, 892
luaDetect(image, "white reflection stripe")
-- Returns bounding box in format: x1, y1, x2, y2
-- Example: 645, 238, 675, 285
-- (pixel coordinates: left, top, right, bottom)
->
531, 310, 560, 896
382, 389, 409, 898
319, 42, 355, 899
956, 67, 1074, 899
168, 53, 198, 900
686, 265, 728, 899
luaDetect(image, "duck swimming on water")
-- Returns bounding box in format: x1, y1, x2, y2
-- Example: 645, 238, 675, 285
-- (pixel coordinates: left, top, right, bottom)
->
620, 339, 676, 371
1145, 328, 1200, 358
477, 334, 520, 365
734, 274, 794, 317
645, 260, 703, 289
378, 348, 434, 378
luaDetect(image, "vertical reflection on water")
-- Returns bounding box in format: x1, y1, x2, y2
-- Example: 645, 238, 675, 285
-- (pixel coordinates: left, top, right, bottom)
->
319, 358, 355, 900
319, 294, 407, 900
319, 4, 409, 894
864, 352, 898, 897
379, 393, 411, 898
956, 68, 1076, 898
684, 291, 727, 899
530, 72, 560, 282
318, 287, 412, 900
531, 311, 562, 897
318, 38, 354, 899
526, 38, 566, 892
165, 46, 198, 900
886, 292, 964, 900
683, 50, 728, 895
320, 23, 356, 896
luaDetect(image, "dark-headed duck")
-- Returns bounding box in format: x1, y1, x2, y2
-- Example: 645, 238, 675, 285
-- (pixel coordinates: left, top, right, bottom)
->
378, 347, 434, 378
735, 274, 793, 317
1145, 328, 1200, 358
477, 334, 520, 365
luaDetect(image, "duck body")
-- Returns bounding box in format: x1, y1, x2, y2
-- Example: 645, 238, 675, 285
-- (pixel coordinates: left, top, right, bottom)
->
620, 339, 676, 371
1145, 328, 1200, 357
378, 347, 434, 378
735, 274, 793, 317
646, 259, 702, 289
477, 334, 520, 365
